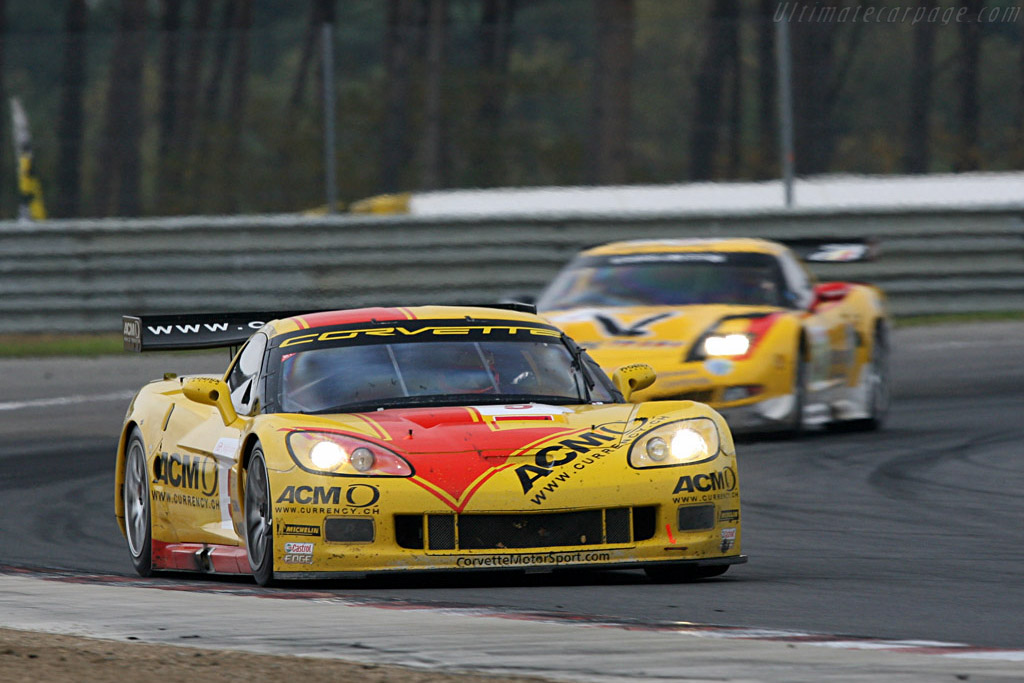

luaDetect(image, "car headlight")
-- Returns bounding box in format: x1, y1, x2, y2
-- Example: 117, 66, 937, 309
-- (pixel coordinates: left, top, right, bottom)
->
628, 418, 720, 468
703, 334, 751, 357
287, 431, 413, 477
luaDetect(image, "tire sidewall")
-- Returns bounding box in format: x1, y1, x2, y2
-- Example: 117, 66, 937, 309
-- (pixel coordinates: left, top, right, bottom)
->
246, 448, 275, 585
124, 428, 153, 576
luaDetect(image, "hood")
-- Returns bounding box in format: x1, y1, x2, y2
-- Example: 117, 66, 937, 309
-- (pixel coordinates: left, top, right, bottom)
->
543, 304, 783, 368
285, 402, 644, 511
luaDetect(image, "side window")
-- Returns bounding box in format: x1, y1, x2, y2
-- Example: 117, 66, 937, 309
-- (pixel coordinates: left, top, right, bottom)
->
777, 251, 815, 310
227, 333, 268, 415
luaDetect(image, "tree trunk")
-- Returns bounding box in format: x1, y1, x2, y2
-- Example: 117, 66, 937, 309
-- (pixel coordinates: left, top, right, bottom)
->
203, 0, 237, 116
155, 0, 182, 213
289, 0, 324, 111
223, 0, 253, 211
589, 0, 634, 185
725, 0, 742, 178
55, 0, 87, 218
904, 0, 937, 174
0, 0, 8, 215
954, 0, 983, 172
381, 0, 417, 193
788, 0, 863, 176
175, 0, 212, 159
688, 0, 737, 181
753, 0, 776, 179
421, 0, 447, 190
94, 0, 146, 217
472, 0, 516, 186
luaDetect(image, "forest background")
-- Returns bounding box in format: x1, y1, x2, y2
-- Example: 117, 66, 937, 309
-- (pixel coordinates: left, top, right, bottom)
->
1, 0, 1022, 219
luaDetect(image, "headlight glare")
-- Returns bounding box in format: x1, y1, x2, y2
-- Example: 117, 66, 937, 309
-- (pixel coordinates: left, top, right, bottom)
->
670, 428, 709, 461
703, 334, 751, 357
629, 418, 720, 468
286, 431, 413, 477
310, 441, 347, 470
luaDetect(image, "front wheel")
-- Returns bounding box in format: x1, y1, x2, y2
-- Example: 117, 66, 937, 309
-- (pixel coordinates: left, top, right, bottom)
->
245, 448, 276, 586
123, 428, 152, 577
849, 324, 890, 431
782, 348, 808, 437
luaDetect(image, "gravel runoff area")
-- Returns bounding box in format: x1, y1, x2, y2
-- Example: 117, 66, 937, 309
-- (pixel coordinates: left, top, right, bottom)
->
0, 628, 553, 683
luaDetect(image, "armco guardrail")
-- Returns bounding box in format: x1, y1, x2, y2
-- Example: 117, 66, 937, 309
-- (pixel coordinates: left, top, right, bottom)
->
1, 204, 1023, 334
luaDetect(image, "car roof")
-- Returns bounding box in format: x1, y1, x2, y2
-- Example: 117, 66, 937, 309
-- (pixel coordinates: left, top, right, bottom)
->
264, 305, 546, 339
580, 237, 786, 257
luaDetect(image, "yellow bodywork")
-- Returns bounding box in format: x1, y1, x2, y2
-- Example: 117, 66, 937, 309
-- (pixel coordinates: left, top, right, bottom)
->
115, 305, 743, 579
540, 239, 889, 431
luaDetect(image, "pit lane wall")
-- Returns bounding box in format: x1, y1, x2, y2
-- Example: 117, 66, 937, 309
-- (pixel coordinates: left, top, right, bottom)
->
1, 203, 1023, 333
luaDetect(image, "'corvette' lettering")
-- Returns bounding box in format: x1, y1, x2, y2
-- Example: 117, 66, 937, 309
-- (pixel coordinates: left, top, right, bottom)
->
280, 325, 561, 348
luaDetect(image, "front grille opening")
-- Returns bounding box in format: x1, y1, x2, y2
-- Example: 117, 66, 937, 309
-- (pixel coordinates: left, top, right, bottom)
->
677, 504, 716, 531
394, 515, 424, 549
459, 510, 604, 550
632, 506, 657, 541
324, 518, 375, 543
428, 514, 456, 550
396, 506, 659, 551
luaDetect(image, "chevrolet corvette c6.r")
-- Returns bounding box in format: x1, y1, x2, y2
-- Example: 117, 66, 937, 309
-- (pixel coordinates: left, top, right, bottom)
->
115, 305, 745, 585
536, 238, 890, 434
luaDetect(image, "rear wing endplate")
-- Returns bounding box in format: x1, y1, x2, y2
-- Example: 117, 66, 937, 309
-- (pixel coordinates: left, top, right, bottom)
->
782, 238, 878, 263
122, 311, 306, 352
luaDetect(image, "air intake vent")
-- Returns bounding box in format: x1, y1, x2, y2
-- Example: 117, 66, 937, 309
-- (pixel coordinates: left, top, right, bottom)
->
396, 506, 657, 551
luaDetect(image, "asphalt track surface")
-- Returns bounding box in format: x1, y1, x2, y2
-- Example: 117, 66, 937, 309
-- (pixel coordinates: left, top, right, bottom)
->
1, 323, 1022, 662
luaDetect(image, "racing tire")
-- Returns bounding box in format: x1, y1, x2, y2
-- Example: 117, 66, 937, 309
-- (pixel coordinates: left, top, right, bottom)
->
782, 346, 808, 437
846, 323, 890, 431
123, 427, 153, 577
245, 448, 276, 586
644, 564, 729, 583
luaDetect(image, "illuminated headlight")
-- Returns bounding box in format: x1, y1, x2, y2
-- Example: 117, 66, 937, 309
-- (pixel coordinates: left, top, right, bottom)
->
287, 431, 412, 477
703, 334, 751, 357
629, 418, 720, 468
311, 441, 347, 470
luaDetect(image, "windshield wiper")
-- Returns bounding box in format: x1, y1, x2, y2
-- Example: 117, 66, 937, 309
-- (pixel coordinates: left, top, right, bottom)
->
562, 334, 595, 403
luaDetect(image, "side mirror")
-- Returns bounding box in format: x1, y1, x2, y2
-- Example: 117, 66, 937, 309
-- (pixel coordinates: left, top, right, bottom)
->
182, 377, 238, 426
612, 363, 656, 401
811, 282, 850, 310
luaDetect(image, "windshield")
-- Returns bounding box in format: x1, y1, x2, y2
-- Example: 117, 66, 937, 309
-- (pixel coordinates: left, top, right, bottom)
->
537, 252, 787, 309
274, 337, 617, 414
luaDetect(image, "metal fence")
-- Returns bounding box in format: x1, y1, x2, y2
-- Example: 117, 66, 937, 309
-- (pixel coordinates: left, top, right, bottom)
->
2, 204, 1023, 334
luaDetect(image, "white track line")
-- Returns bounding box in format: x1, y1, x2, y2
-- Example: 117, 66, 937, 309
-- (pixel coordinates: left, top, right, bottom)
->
0, 390, 135, 412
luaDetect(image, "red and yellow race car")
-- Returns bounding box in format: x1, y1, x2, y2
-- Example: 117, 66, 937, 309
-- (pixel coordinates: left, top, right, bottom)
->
115, 304, 745, 585
536, 238, 890, 434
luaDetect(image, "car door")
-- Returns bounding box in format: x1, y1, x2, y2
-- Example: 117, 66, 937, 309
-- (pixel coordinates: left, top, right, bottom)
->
777, 250, 854, 396
158, 334, 267, 545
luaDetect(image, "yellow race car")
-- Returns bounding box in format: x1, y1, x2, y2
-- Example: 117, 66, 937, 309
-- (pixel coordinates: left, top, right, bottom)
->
536, 238, 890, 434
115, 304, 745, 585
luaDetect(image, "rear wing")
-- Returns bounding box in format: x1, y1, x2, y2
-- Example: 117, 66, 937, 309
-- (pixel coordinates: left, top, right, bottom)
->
122, 311, 306, 352
122, 302, 539, 352
781, 238, 878, 263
